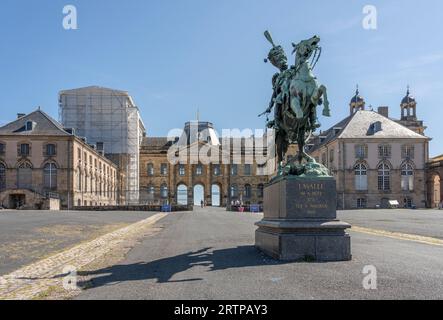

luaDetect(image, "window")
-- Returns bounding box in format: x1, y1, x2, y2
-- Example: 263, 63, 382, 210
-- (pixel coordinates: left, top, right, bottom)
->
45, 144, 56, 156
179, 164, 186, 176
371, 121, 382, 133
213, 165, 221, 176
195, 164, 203, 176
257, 184, 264, 198
160, 184, 168, 198
401, 163, 414, 191
19, 143, 30, 156
244, 164, 252, 176
355, 145, 367, 159
147, 163, 154, 176
17, 162, 32, 189
230, 164, 238, 176
0, 163, 5, 190
244, 184, 252, 198
147, 185, 155, 197
357, 198, 367, 209
402, 145, 415, 159
378, 163, 391, 191
321, 153, 327, 166
256, 164, 266, 176
43, 163, 57, 190
329, 149, 335, 163
230, 185, 238, 198
161, 163, 168, 175
0, 143, 5, 155
354, 163, 368, 191
25, 121, 34, 131
378, 144, 391, 158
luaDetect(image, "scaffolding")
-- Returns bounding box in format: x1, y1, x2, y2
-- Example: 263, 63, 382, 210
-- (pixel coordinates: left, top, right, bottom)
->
58, 86, 145, 205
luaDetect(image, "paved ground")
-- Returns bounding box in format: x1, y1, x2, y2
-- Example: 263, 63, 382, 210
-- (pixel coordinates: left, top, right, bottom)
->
0, 210, 156, 276
75, 207, 443, 300
338, 209, 443, 239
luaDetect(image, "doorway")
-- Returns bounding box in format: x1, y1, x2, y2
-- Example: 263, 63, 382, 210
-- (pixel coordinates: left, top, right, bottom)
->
193, 184, 204, 206
9, 194, 25, 209
211, 184, 221, 207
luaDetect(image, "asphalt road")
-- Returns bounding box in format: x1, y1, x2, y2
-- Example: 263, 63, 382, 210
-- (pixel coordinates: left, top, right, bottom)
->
76, 207, 443, 300
0, 210, 156, 276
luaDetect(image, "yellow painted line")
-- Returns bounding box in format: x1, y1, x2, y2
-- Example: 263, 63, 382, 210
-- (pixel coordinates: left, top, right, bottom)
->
352, 226, 443, 247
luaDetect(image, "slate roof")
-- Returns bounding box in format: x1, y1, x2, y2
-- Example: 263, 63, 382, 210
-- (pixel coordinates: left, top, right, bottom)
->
0, 110, 71, 136
141, 137, 173, 149
310, 110, 428, 152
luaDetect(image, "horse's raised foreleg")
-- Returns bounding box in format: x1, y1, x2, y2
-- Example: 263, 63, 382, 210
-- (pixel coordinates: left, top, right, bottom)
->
314, 85, 331, 117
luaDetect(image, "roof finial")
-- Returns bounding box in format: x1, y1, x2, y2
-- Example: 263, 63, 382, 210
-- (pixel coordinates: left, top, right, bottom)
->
196, 107, 200, 123
406, 85, 410, 96
356, 84, 359, 96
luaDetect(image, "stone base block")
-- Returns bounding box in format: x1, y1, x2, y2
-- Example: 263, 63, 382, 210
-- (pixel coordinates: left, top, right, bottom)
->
255, 219, 352, 262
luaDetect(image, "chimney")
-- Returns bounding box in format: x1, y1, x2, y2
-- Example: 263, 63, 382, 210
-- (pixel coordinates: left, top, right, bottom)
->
378, 106, 389, 118
17, 113, 26, 119
96, 142, 105, 156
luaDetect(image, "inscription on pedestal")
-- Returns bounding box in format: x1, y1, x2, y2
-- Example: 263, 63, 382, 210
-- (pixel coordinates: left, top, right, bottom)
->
264, 177, 337, 220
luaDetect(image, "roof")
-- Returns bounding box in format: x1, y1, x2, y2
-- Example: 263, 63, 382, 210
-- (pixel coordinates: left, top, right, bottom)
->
141, 137, 173, 149
310, 110, 428, 152
430, 154, 443, 162
0, 110, 71, 136
59, 86, 129, 96
338, 110, 427, 139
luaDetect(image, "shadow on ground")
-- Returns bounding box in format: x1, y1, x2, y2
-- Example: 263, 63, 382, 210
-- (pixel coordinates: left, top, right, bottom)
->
71, 246, 286, 289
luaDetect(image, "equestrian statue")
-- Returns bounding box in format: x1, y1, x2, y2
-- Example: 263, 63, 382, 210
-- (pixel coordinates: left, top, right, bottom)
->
259, 31, 331, 177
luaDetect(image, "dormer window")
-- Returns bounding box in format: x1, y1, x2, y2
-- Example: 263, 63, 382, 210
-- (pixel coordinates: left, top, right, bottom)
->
319, 136, 327, 143
371, 121, 382, 134
333, 127, 342, 135
25, 121, 35, 131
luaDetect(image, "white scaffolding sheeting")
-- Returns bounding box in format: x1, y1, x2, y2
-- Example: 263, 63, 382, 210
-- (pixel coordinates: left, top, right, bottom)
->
58, 86, 145, 204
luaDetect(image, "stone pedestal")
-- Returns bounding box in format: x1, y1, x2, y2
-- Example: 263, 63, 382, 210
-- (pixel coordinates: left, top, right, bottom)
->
255, 176, 352, 262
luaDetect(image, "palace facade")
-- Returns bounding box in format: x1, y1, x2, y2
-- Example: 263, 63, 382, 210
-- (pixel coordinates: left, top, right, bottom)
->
308, 88, 430, 209
0, 110, 119, 209
139, 121, 271, 207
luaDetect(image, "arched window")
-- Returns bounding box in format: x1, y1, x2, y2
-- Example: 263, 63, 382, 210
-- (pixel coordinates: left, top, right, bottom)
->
0, 163, 6, 190
17, 162, 32, 189
147, 163, 154, 176
147, 185, 155, 196
354, 163, 368, 191
177, 184, 188, 205
401, 163, 414, 191
244, 184, 252, 198
378, 163, 390, 191
44, 163, 57, 190
160, 184, 168, 198
230, 184, 238, 198
213, 165, 221, 176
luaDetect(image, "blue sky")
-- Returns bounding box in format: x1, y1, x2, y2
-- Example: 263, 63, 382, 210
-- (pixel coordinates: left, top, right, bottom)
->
0, 0, 442, 156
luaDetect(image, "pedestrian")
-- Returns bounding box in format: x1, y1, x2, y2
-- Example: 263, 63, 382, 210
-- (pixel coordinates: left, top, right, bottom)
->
201, 200, 204, 208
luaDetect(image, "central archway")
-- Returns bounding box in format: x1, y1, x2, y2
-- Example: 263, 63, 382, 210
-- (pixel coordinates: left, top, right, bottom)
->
211, 184, 221, 207
193, 184, 204, 206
